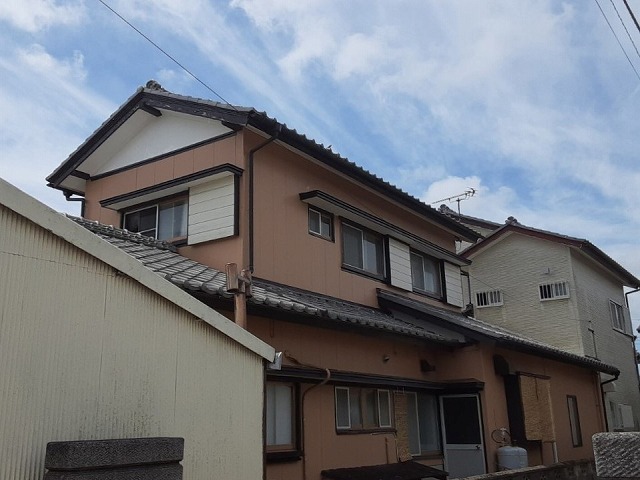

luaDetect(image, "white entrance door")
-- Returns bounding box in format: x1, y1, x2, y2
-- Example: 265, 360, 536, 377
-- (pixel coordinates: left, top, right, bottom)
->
440, 394, 486, 479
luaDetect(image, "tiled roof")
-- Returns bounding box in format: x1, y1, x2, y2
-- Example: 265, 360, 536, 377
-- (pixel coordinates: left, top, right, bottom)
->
70, 216, 620, 375
48, 83, 481, 242
377, 289, 620, 375
69, 217, 460, 345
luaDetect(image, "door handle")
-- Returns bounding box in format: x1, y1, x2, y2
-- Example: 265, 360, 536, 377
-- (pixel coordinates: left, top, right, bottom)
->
475, 445, 481, 450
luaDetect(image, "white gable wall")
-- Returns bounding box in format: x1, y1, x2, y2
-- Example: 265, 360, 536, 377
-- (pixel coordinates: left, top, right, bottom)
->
86, 110, 232, 177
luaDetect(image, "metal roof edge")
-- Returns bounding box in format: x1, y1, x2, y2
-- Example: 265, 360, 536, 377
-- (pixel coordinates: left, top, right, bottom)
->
0, 177, 275, 362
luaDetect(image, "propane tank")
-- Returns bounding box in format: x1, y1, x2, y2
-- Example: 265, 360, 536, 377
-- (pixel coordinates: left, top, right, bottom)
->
497, 445, 528, 470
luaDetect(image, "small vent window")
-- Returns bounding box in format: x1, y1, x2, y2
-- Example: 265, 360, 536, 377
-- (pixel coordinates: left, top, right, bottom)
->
539, 281, 569, 301
476, 290, 503, 307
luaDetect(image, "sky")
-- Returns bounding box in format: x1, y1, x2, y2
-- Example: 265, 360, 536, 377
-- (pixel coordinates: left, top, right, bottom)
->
1, 1, 639, 327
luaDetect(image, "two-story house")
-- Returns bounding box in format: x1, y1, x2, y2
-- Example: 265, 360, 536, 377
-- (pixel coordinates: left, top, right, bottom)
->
46, 82, 619, 479
442, 208, 640, 437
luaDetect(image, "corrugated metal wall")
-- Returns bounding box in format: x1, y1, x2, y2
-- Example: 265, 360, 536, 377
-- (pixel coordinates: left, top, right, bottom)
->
0, 205, 264, 480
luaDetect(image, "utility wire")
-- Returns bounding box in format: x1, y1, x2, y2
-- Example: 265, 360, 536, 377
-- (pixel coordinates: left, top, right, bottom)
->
622, 0, 640, 35
609, 0, 640, 61
96, 0, 237, 109
594, 0, 640, 81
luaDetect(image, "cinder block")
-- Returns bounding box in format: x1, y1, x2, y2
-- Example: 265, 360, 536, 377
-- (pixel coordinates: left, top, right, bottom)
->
45, 437, 184, 471
593, 432, 640, 478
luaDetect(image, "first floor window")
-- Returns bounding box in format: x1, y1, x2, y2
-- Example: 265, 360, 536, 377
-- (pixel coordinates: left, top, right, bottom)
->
342, 223, 385, 277
123, 198, 187, 241
410, 251, 442, 297
406, 392, 441, 456
266, 382, 296, 451
567, 395, 582, 447
335, 387, 392, 430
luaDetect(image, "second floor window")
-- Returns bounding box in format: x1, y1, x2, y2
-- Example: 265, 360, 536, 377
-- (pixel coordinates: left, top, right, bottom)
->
123, 198, 188, 241
476, 290, 503, 307
308, 207, 333, 240
609, 300, 629, 333
342, 222, 385, 277
410, 251, 442, 296
538, 281, 569, 301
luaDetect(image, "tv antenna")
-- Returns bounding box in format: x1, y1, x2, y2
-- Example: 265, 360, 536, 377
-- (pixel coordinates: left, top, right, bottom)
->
430, 188, 476, 215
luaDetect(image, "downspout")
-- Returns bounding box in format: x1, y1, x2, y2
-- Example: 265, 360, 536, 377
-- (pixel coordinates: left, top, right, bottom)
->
600, 372, 620, 432
64, 191, 85, 217
248, 125, 282, 272
284, 353, 331, 480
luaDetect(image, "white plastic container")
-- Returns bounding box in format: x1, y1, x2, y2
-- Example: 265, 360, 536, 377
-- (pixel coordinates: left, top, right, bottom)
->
497, 445, 528, 470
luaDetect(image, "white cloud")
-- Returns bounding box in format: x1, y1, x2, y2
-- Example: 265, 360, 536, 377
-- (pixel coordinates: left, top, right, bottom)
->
0, 0, 85, 32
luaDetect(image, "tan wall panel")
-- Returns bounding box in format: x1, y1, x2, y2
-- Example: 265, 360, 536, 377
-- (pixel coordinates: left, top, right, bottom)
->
0, 205, 264, 480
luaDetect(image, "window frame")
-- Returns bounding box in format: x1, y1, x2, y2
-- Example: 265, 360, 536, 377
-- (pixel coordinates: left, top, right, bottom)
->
538, 280, 570, 301
335, 386, 394, 433
406, 391, 442, 457
308, 206, 334, 241
476, 290, 503, 308
410, 250, 443, 299
609, 300, 629, 334
122, 193, 188, 243
265, 381, 301, 462
341, 220, 387, 281
567, 395, 582, 447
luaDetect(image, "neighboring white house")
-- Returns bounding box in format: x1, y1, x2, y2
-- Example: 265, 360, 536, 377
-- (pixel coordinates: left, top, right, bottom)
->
454, 214, 640, 433
0, 177, 275, 480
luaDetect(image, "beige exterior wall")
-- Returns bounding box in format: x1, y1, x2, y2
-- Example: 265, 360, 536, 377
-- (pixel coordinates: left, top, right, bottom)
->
466, 233, 584, 355
249, 136, 460, 309
0, 205, 265, 480
249, 315, 605, 480
570, 250, 640, 429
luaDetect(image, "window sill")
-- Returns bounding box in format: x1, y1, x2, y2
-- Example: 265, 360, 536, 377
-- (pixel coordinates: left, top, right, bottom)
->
612, 327, 634, 338
341, 264, 387, 283
336, 427, 396, 435
411, 289, 443, 302
309, 231, 334, 242
266, 450, 303, 463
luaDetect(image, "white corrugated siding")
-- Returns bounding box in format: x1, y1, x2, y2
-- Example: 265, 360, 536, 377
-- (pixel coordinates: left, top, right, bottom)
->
444, 262, 464, 307
0, 205, 264, 480
388, 238, 412, 291
188, 175, 235, 244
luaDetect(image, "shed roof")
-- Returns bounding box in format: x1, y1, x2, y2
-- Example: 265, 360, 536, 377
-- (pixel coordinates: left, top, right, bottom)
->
70, 216, 619, 376
0, 177, 275, 361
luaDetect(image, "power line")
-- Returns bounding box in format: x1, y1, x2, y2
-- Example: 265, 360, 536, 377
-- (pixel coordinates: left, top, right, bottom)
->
609, 0, 640, 61
622, 0, 640, 36
594, 0, 640, 81
96, 0, 237, 109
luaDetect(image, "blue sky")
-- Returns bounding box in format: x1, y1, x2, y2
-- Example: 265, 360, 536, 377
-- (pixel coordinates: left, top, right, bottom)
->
1, 1, 640, 327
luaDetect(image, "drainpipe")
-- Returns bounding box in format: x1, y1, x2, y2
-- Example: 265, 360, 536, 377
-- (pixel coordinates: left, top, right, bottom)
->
64, 191, 85, 217
248, 125, 281, 272
284, 353, 331, 480
600, 372, 620, 432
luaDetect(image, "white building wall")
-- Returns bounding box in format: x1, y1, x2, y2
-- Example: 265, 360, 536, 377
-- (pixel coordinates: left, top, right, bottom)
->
570, 250, 640, 430
0, 205, 264, 480
466, 233, 584, 355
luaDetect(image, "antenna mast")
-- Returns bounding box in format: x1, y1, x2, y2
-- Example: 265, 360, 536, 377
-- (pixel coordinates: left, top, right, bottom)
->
430, 188, 476, 215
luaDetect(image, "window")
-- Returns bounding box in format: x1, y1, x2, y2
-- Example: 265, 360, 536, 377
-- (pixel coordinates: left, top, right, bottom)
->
342, 223, 385, 277
406, 392, 441, 456
538, 281, 569, 301
609, 300, 629, 333
308, 207, 333, 240
266, 382, 296, 452
410, 251, 442, 297
567, 396, 582, 447
335, 387, 392, 431
476, 290, 503, 308
123, 198, 187, 241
